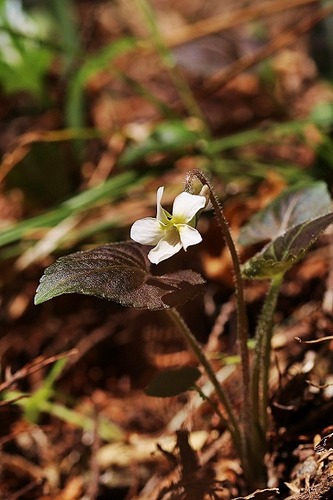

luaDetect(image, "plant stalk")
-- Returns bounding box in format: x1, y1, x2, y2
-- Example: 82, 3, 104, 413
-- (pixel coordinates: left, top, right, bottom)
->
251, 273, 283, 449
184, 170, 251, 447
193, 384, 230, 430
261, 274, 283, 432
166, 308, 242, 455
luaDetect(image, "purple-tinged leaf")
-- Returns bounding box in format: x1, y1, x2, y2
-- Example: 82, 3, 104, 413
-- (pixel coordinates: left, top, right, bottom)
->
239, 182, 331, 246
242, 212, 333, 279
145, 367, 201, 397
35, 241, 205, 310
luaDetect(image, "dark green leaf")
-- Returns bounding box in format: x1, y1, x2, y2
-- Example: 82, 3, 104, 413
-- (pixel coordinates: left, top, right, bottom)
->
239, 182, 331, 246
242, 212, 333, 279
145, 367, 201, 397
35, 241, 205, 310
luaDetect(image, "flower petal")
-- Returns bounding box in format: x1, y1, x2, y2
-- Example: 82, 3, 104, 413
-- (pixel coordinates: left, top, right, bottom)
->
130, 217, 164, 245
172, 192, 206, 223
148, 227, 182, 264
156, 187, 169, 224
177, 224, 202, 251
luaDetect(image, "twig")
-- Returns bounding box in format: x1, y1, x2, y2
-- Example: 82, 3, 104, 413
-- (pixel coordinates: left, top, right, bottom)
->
165, 0, 320, 48
0, 349, 77, 393
295, 335, 333, 343
203, 4, 333, 94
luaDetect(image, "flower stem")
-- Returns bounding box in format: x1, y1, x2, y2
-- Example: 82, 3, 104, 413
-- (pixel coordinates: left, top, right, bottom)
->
166, 308, 242, 455
251, 273, 283, 450
184, 170, 251, 447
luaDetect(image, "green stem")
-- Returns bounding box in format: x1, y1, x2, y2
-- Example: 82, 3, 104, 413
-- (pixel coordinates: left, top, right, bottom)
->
193, 384, 229, 430
201, 119, 308, 155
251, 274, 283, 446
166, 308, 242, 455
184, 170, 251, 446
261, 275, 283, 432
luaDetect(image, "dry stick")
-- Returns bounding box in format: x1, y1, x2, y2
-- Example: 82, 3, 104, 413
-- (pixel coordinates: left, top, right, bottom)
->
0, 349, 77, 393
184, 170, 251, 464
0, 129, 102, 185
203, 4, 333, 94
296, 335, 333, 343
2, 479, 41, 500
165, 0, 320, 48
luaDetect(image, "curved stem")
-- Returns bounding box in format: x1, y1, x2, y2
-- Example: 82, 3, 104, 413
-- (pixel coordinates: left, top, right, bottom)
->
166, 308, 242, 455
184, 170, 251, 444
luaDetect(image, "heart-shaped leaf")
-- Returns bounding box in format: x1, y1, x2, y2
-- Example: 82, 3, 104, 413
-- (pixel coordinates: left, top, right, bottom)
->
145, 367, 201, 397
35, 241, 205, 310
239, 182, 331, 246
242, 212, 333, 279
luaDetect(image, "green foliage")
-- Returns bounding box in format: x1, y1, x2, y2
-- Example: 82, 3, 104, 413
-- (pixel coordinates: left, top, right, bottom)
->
145, 367, 201, 397
240, 183, 333, 279
35, 241, 205, 310
3, 357, 123, 441
48, 0, 81, 70
120, 120, 203, 166
310, 101, 333, 129
0, 170, 148, 252
239, 182, 331, 246
0, 0, 54, 97
237, 180, 333, 477
242, 212, 333, 279
5, 391, 123, 441
66, 37, 138, 129
19, 358, 66, 423
0, 0, 137, 127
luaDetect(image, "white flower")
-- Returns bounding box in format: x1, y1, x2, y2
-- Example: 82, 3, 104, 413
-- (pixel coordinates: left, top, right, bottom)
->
130, 187, 206, 264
